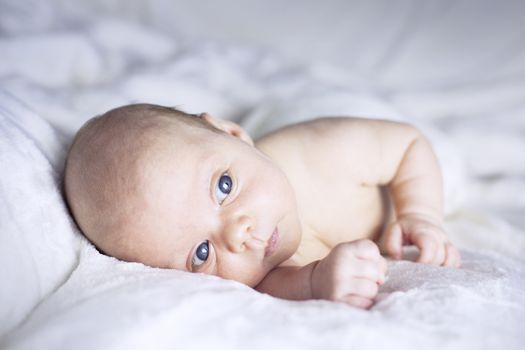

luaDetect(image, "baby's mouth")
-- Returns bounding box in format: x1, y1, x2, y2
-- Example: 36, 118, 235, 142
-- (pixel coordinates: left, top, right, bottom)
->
264, 227, 279, 257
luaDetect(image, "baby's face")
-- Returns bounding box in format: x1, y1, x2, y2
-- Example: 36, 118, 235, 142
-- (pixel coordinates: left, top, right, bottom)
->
130, 118, 302, 286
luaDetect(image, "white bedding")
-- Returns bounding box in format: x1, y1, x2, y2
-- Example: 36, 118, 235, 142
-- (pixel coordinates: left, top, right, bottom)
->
1, 1, 525, 349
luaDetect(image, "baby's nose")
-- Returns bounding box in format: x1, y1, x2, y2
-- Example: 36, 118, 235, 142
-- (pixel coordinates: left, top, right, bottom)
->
222, 215, 257, 253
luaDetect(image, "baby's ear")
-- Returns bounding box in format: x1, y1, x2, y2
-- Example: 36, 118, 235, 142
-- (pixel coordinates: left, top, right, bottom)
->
200, 113, 254, 146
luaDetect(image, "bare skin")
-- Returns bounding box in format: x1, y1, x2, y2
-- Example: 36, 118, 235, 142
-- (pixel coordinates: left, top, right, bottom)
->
253, 117, 460, 308
64, 104, 461, 310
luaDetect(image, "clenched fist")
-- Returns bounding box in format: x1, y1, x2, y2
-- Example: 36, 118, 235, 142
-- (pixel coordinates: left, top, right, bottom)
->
310, 239, 387, 309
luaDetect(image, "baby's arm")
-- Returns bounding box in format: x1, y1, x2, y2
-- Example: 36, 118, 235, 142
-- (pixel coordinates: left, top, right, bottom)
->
376, 123, 461, 267
256, 240, 386, 309
295, 117, 460, 267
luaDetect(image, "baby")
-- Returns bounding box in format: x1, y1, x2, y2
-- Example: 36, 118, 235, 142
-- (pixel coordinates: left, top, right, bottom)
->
64, 103, 461, 309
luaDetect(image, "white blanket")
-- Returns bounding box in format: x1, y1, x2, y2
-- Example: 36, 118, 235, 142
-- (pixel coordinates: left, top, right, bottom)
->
1, 2, 525, 349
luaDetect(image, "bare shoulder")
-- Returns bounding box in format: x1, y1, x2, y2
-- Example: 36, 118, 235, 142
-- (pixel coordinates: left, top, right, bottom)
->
254, 117, 421, 184
255, 116, 417, 150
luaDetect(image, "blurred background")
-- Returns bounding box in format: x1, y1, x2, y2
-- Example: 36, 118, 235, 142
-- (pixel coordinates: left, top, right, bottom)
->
3, 0, 525, 90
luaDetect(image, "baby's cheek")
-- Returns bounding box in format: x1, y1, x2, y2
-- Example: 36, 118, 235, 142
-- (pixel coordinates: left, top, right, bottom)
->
218, 261, 268, 287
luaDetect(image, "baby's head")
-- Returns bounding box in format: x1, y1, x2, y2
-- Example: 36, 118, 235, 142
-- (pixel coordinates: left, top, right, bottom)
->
64, 104, 301, 286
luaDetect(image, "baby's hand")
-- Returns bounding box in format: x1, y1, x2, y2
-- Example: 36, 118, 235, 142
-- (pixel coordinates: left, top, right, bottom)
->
379, 214, 461, 268
311, 239, 387, 309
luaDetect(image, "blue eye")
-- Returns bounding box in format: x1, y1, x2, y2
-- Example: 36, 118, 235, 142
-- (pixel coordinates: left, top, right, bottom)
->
192, 240, 209, 268
215, 173, 233, 204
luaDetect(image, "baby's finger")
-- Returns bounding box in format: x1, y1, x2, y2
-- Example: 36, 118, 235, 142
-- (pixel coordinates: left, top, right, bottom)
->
412, 234, 437, 265
434, 239, 446, 266
380, 222, 403, 260
339, 294, 374, 309
352, 239, 381, 261
348, 278, 379, 299
351, 260, 382, 282
443, 243, 454, 267
378, 257, 388, 284
444, 243, 461, 268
